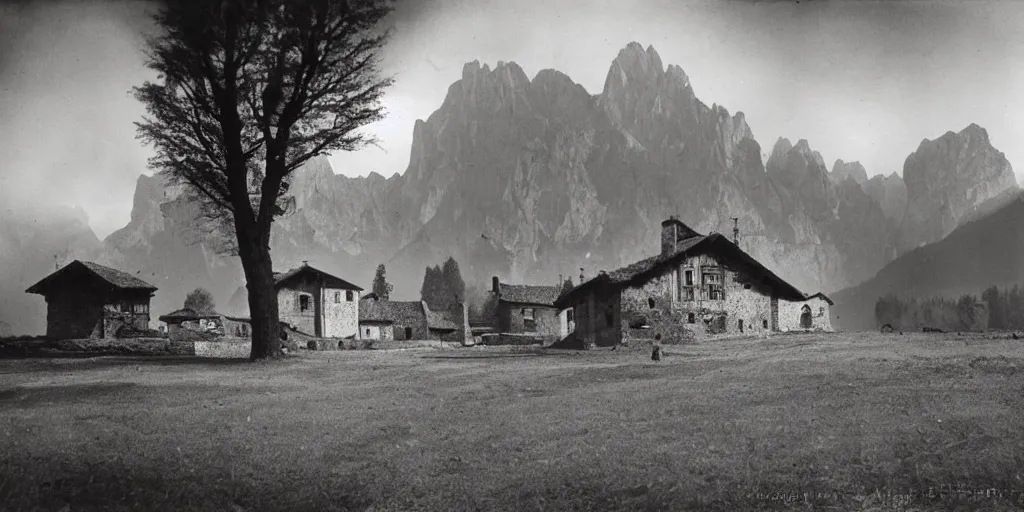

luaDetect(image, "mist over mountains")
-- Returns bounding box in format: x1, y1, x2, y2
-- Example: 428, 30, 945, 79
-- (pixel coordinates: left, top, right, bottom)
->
2, 42, 1018, 334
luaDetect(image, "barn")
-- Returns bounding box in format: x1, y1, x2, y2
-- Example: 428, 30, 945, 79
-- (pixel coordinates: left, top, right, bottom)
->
25, 260, 157, 339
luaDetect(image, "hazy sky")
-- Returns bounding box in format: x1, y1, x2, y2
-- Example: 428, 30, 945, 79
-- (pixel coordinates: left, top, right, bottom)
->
2, 0, 1023, 238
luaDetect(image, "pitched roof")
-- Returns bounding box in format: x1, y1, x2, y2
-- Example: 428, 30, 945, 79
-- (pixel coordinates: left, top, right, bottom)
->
358, 299, 424, 324
26, 260, 158, 295
424, 304, 461, 331
805, 292, 835, 306
554, 233, 806, 308
274, 264, 363, 291
158, 308, 221, 322
497, 283, 562, 307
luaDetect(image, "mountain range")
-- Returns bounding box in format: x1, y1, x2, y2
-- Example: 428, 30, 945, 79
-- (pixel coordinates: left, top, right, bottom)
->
1, 42, 1019, 334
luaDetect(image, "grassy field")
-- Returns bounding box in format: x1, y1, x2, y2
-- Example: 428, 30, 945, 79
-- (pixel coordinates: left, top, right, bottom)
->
3, 332, 1024, 511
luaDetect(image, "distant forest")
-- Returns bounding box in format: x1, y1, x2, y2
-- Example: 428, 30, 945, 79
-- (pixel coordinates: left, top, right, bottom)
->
875, 286, 1024, 332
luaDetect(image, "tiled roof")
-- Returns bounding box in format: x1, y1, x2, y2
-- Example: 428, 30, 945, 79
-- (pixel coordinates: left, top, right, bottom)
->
554, 233, 806, 308
26, 260, 157, 294
274, 264, 363, 291
359, 299, 423, 324
158, 308, 222, 322
80, 261, 158, 290
497, 283, 562, 306
425, 306, 460, 331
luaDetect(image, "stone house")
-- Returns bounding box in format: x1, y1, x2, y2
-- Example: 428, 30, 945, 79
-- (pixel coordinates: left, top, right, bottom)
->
158, 308, 252, 342
358, 295, 470, 343
554, 217, 833, 347
274, 262, 361, 338
778, 292, 834, 332
25, 260, 157, 339
491, 277, 566, 342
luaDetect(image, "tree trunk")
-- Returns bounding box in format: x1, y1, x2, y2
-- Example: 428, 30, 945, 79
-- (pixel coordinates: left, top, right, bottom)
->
238, 231, 281, 360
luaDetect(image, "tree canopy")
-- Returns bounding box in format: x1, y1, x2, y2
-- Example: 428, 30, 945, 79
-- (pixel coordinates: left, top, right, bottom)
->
371, 263, 393, 300
420, 256, 465, 311
184, 288, 217, 314
133, 0, 394, 359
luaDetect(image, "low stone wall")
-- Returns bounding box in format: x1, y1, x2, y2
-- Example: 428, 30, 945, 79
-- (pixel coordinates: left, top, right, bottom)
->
193, 340, 251, 358
0, 337, 195, 357
480, 333, 556, 346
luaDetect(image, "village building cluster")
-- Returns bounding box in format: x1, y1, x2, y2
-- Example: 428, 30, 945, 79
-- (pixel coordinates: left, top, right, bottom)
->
24, 217, 834, 347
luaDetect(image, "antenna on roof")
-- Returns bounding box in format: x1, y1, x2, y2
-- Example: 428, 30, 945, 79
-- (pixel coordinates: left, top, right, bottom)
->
730, 217, 739, 245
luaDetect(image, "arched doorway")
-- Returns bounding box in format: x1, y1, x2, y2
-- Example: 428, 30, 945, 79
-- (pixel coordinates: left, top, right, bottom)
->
800, 305, 812, 328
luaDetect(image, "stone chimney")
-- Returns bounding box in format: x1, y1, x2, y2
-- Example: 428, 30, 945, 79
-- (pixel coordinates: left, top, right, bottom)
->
302, 260, 309, 267
661, 216, 702, 256
492, 276, 500, 294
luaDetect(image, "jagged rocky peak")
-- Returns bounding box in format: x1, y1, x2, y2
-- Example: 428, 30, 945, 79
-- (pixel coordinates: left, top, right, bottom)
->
831, 159, 869, 186
665, 64, 690, 90
603, 42, 667, 93
900, 122, 1019, 251
770, 137, 794, 161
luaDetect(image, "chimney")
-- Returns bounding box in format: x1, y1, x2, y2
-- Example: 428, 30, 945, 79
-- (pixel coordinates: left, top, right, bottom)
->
731, 217, 739, 245
302, 260, 309, 267
558, 273, 563, 286
492, 276, 500, 294
661, 216, 680, 255
579, 267, 585, 282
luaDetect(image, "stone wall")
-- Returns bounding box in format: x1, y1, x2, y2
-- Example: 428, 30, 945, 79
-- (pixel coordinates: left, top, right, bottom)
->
392, 304, 430, 341
193, 340, 251, 358
615, 251, 782, 344
778, 296, 834, 332
498, 303, 560, 336
278, 286, 317, 335
322, 287, 358, 338
359, 323, 393, 341
479, 333, 552, 346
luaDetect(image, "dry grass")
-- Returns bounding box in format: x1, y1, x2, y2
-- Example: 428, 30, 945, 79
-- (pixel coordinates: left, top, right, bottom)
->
3, 332, 1024, 511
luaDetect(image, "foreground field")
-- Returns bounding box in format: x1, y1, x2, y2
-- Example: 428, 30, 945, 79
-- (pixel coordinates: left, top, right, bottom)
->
3, 332, 1024, 511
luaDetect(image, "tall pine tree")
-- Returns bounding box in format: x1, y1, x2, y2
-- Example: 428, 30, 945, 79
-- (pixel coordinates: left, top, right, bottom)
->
371, 264, 393, 300
441, 257, 465, 310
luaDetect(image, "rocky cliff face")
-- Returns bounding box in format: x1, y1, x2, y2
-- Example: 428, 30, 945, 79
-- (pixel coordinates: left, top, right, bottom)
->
863, 172, 908, 225
830, 160, 868, 187
900, 124, 1018, 252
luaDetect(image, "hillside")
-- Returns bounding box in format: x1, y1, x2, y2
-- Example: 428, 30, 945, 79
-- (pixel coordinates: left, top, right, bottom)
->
832, 193, 1024, 330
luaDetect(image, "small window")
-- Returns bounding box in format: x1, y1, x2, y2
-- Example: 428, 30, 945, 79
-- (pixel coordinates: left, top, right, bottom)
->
567, 309, 574, 322
346, 290, 354, 302
819, 306, 825, 315
647, 298, 656, 309
365, 328, 370, 336
687, 313, 695, 324
523, 308, 536, 331
299, 294, 310, 312
334, 292, 341, 303
738, 319, 744, 333
744, 284, 752, 290
763, 319, 769, 329
404, 327, 412, 339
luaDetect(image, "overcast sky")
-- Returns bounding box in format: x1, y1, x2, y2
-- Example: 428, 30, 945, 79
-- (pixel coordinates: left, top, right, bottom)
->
2, 0, 1023, 238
